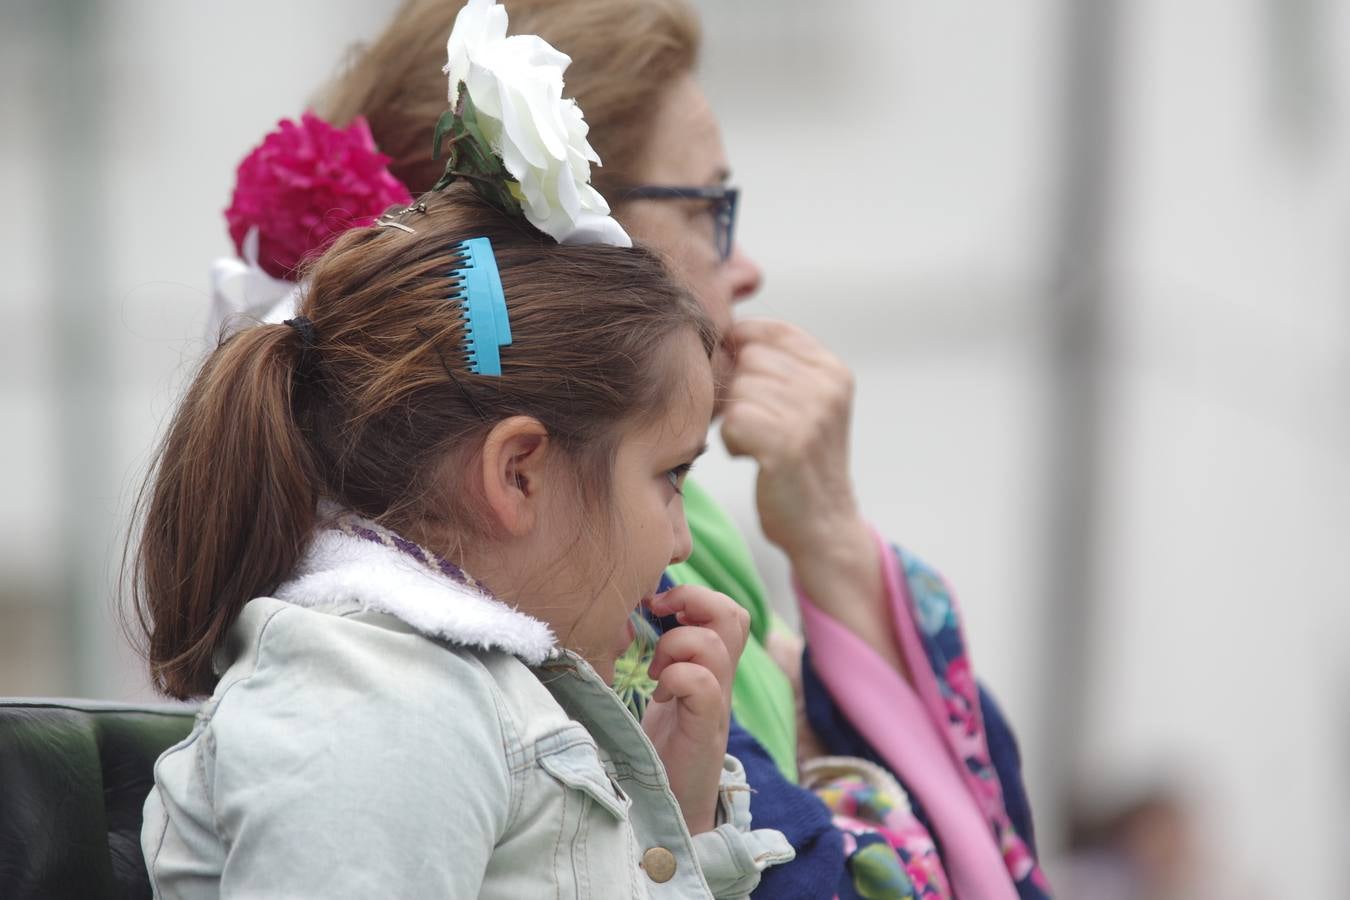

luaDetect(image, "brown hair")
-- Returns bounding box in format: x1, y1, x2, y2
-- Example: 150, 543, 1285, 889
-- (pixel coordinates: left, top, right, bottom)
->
315, 0, 700, 198
131, 185, 713, 699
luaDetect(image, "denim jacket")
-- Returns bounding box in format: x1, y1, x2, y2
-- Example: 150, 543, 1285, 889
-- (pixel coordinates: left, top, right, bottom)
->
141, 520, 793, 898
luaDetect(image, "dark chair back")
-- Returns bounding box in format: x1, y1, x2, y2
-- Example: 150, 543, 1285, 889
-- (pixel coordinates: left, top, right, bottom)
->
0, 699, 195, 900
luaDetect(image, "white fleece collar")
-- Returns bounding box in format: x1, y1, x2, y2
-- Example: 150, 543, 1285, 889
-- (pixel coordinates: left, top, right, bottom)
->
273, 525, 558, 665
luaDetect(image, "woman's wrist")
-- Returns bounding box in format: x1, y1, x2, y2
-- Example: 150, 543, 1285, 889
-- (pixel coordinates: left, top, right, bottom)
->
788, 514, 875, 599
790, 517, 908, 677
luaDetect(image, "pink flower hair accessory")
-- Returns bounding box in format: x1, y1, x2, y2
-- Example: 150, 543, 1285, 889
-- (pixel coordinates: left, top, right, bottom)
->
224, 112, 412, 281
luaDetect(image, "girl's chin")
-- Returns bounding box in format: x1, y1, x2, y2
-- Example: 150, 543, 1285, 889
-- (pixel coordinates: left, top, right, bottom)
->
606, 614, 636, 660
591, 596, 655, 683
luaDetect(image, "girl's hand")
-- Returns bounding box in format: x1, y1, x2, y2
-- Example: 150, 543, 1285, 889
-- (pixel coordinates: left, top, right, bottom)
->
640, 585, 750, 834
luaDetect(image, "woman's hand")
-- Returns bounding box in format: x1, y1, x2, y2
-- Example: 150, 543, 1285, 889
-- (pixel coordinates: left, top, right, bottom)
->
720, 318, 861, 560
721, 318, 906, 677
641, 585, 750, 834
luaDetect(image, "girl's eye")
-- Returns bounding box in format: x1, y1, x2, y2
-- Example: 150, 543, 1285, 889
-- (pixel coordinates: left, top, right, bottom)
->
665, 463, 693, 494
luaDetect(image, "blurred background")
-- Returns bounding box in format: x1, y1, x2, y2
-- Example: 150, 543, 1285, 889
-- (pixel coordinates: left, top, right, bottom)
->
2, 1, 1347, 896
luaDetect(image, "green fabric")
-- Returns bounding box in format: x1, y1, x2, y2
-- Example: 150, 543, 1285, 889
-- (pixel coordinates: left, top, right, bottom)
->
666, 478, 799, 783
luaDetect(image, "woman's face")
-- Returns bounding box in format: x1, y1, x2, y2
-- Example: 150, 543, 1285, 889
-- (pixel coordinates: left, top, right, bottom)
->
617, 74, 763, 398
539, 332, 714, 680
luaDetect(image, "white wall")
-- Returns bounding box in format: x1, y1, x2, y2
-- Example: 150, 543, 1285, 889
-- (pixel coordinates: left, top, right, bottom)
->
1084, 2, 1350, 895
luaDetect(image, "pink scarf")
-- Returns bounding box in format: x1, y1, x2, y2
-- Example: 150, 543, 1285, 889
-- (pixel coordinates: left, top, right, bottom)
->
798, 531, 1021, 900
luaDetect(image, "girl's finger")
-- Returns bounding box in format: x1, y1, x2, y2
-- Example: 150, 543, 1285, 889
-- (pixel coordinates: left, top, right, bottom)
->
648, 586, 751, 659
648, 584, 731, 623
647, 626, 733, 689
650, 661, 723, 717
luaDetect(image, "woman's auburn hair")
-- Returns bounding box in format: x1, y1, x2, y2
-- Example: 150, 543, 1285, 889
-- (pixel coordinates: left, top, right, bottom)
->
315, 0, 701, 197
130, 185, 714, 700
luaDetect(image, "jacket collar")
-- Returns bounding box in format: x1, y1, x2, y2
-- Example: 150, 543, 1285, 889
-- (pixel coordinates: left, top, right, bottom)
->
273, 514, 558, 665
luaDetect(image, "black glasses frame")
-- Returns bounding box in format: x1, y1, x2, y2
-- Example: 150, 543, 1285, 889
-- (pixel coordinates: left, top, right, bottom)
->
614, 184, 740, 262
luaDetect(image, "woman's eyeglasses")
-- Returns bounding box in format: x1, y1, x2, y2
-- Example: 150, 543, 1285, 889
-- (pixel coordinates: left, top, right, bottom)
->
616, 185, 740, 262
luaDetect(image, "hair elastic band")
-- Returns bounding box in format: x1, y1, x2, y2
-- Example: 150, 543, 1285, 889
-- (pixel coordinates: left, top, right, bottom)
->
284, 316, 317, 345
284, 316, 320, 377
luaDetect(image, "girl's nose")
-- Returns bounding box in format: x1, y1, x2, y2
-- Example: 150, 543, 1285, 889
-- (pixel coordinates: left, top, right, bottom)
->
669, 511, 693, 566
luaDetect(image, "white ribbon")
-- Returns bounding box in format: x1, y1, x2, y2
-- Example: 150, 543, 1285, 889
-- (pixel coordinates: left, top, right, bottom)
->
206, 226, 303, 340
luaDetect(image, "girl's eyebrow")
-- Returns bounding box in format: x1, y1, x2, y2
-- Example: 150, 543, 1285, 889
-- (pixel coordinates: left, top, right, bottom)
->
679, 442, 709, 462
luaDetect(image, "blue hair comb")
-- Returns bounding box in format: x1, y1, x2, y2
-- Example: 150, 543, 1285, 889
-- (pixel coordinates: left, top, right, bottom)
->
450, 236, 513, 376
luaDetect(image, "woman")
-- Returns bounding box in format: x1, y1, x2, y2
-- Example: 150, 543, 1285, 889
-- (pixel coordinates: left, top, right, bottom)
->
216, 0, 1052, 896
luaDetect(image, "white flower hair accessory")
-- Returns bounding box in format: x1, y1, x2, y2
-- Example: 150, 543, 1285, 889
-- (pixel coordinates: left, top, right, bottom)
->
436, 0, 631, 248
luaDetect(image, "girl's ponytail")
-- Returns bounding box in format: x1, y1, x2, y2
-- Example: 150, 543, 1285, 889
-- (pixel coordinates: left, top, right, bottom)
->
131, 323, 318, 699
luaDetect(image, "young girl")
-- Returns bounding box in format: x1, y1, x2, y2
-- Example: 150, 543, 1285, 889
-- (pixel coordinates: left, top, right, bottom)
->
133, 186, 792, 897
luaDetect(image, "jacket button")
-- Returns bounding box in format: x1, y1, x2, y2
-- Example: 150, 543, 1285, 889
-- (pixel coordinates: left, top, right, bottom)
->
641, 846, 677, 883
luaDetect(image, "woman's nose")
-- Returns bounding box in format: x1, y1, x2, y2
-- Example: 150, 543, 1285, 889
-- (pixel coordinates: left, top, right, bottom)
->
725, 242, 762, 305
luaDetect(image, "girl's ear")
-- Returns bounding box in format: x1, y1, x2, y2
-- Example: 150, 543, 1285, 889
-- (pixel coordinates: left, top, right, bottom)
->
479, 416, 553, 537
